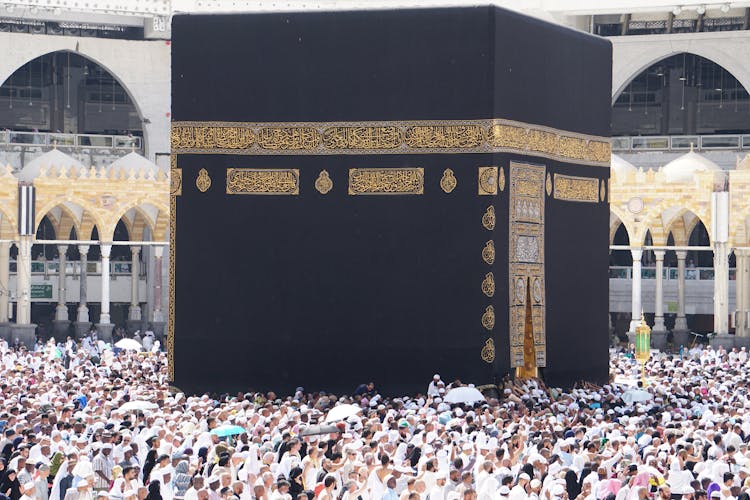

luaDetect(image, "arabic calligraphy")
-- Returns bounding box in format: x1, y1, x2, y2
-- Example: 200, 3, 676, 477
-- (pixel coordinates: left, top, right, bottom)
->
170, 120, 610, 166
478, 166, 498, 195
348, 168, 424, 195
226, 168, 300, 195
323, 126, 402, 150
553, 174, 599, 203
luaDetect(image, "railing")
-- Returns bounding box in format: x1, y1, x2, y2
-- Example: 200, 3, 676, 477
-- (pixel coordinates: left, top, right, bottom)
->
612, 134, 750, 152
9, 260, 145, 276
0, 130, 142, 151
609, 266, 736, 281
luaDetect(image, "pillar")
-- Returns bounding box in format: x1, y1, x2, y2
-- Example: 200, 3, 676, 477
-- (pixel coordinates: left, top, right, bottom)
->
150, 246, 166, 343
735, 249, 749, 338
11, 236, 36, 348
0, 242, 10, 341
55, 245, 68, 320
128, 246, 141, 320
653, 250, 666, 332
96, 243, 114, 342
126, 246, 142, 334
15, 237, 31, 325
74, 245, 91, 339
152, 246, 164, 322
52, 245, 70, 340
675, 250, 688, 331
713, 243, 730, 335
0, 242, 9, 323
628, 248, 643, 334
99, 243, 111, 324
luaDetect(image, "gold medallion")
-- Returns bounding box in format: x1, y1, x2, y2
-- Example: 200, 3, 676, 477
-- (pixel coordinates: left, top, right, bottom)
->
482, 240, 495, 265
481, 338, 496, 363
481, 205, 496, 231
545, 172, 552, 196
440, 168, 457, 193
315, 170, 333, 194
478, 166, 498, 195
196, 168, 211, 193
481, 272, 495, 297
481, 306, 495, 331
498, 167, 506, 192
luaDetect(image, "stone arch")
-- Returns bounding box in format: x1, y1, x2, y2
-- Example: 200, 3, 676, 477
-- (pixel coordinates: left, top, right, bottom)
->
35, 199, 105, 242
612, 47, 750, 104
103, 199, 167, 242
610, 205, 635, 245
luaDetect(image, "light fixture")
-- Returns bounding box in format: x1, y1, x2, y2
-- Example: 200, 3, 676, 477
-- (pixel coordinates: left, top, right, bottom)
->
696, 5, 706, 14
672, 6, 682, 15
720, 3, 730, 12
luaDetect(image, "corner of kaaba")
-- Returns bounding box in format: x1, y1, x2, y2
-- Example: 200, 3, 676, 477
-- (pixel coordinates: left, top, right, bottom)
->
169, 5, 612, 396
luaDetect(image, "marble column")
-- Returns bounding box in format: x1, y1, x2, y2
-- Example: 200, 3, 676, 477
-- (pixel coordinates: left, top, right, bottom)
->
99, 243, 111, 324
152, 246, 164, 322
0, 242, 10, 341
735, 249, 748, 338
674, 250, 688, 331
150, 246, 166, 342
629, 248, 643, 334
96, 243, 114, 342
52, 245, 70, 340
653, 250, 666, 332
126, 246, 142, 334
11, 236, 36, 348
74, 245, 91, 339
714, 243, 730, 335
15, 237, 31, 325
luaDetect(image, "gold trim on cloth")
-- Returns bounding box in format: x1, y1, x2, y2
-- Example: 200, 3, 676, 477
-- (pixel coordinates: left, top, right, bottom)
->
440, 169, 457, 193
170, 168, 182, 196
478, 166, 498, 195
171, 119, 611, 166
553, 173, 599, 203
498, 167, 506, 192
348, 168, 424, 195
600, 179, 606, 202
168, 155, 177, 379
509, 162, 546, 369
226, 168, 300, 195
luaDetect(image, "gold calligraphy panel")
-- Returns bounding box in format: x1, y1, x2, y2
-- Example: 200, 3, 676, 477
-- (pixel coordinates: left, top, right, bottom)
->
323, 126, 402, 150
404, 125, 484, 148
226, 168, 300, 195
553, 173, 599, 203
348, 168, 424, 195
257, 127, 320, 150
171, 119, 610, 167
509, 162, 546, 369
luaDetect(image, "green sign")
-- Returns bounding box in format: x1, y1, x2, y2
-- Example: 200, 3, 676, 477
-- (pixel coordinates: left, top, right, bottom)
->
31, 284, 53, 299
667, 301, 678, 313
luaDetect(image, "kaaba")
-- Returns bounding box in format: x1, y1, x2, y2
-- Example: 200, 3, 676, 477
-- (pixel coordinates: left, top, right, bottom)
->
169, 6, 612, 395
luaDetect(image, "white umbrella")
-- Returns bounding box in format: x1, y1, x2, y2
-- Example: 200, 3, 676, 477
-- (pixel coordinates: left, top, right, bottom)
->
115, 338, 143, 351
621, 389, 653, 405
324, 404, 362, 423
444, 387, 486, 404
119, 400, 159, 411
